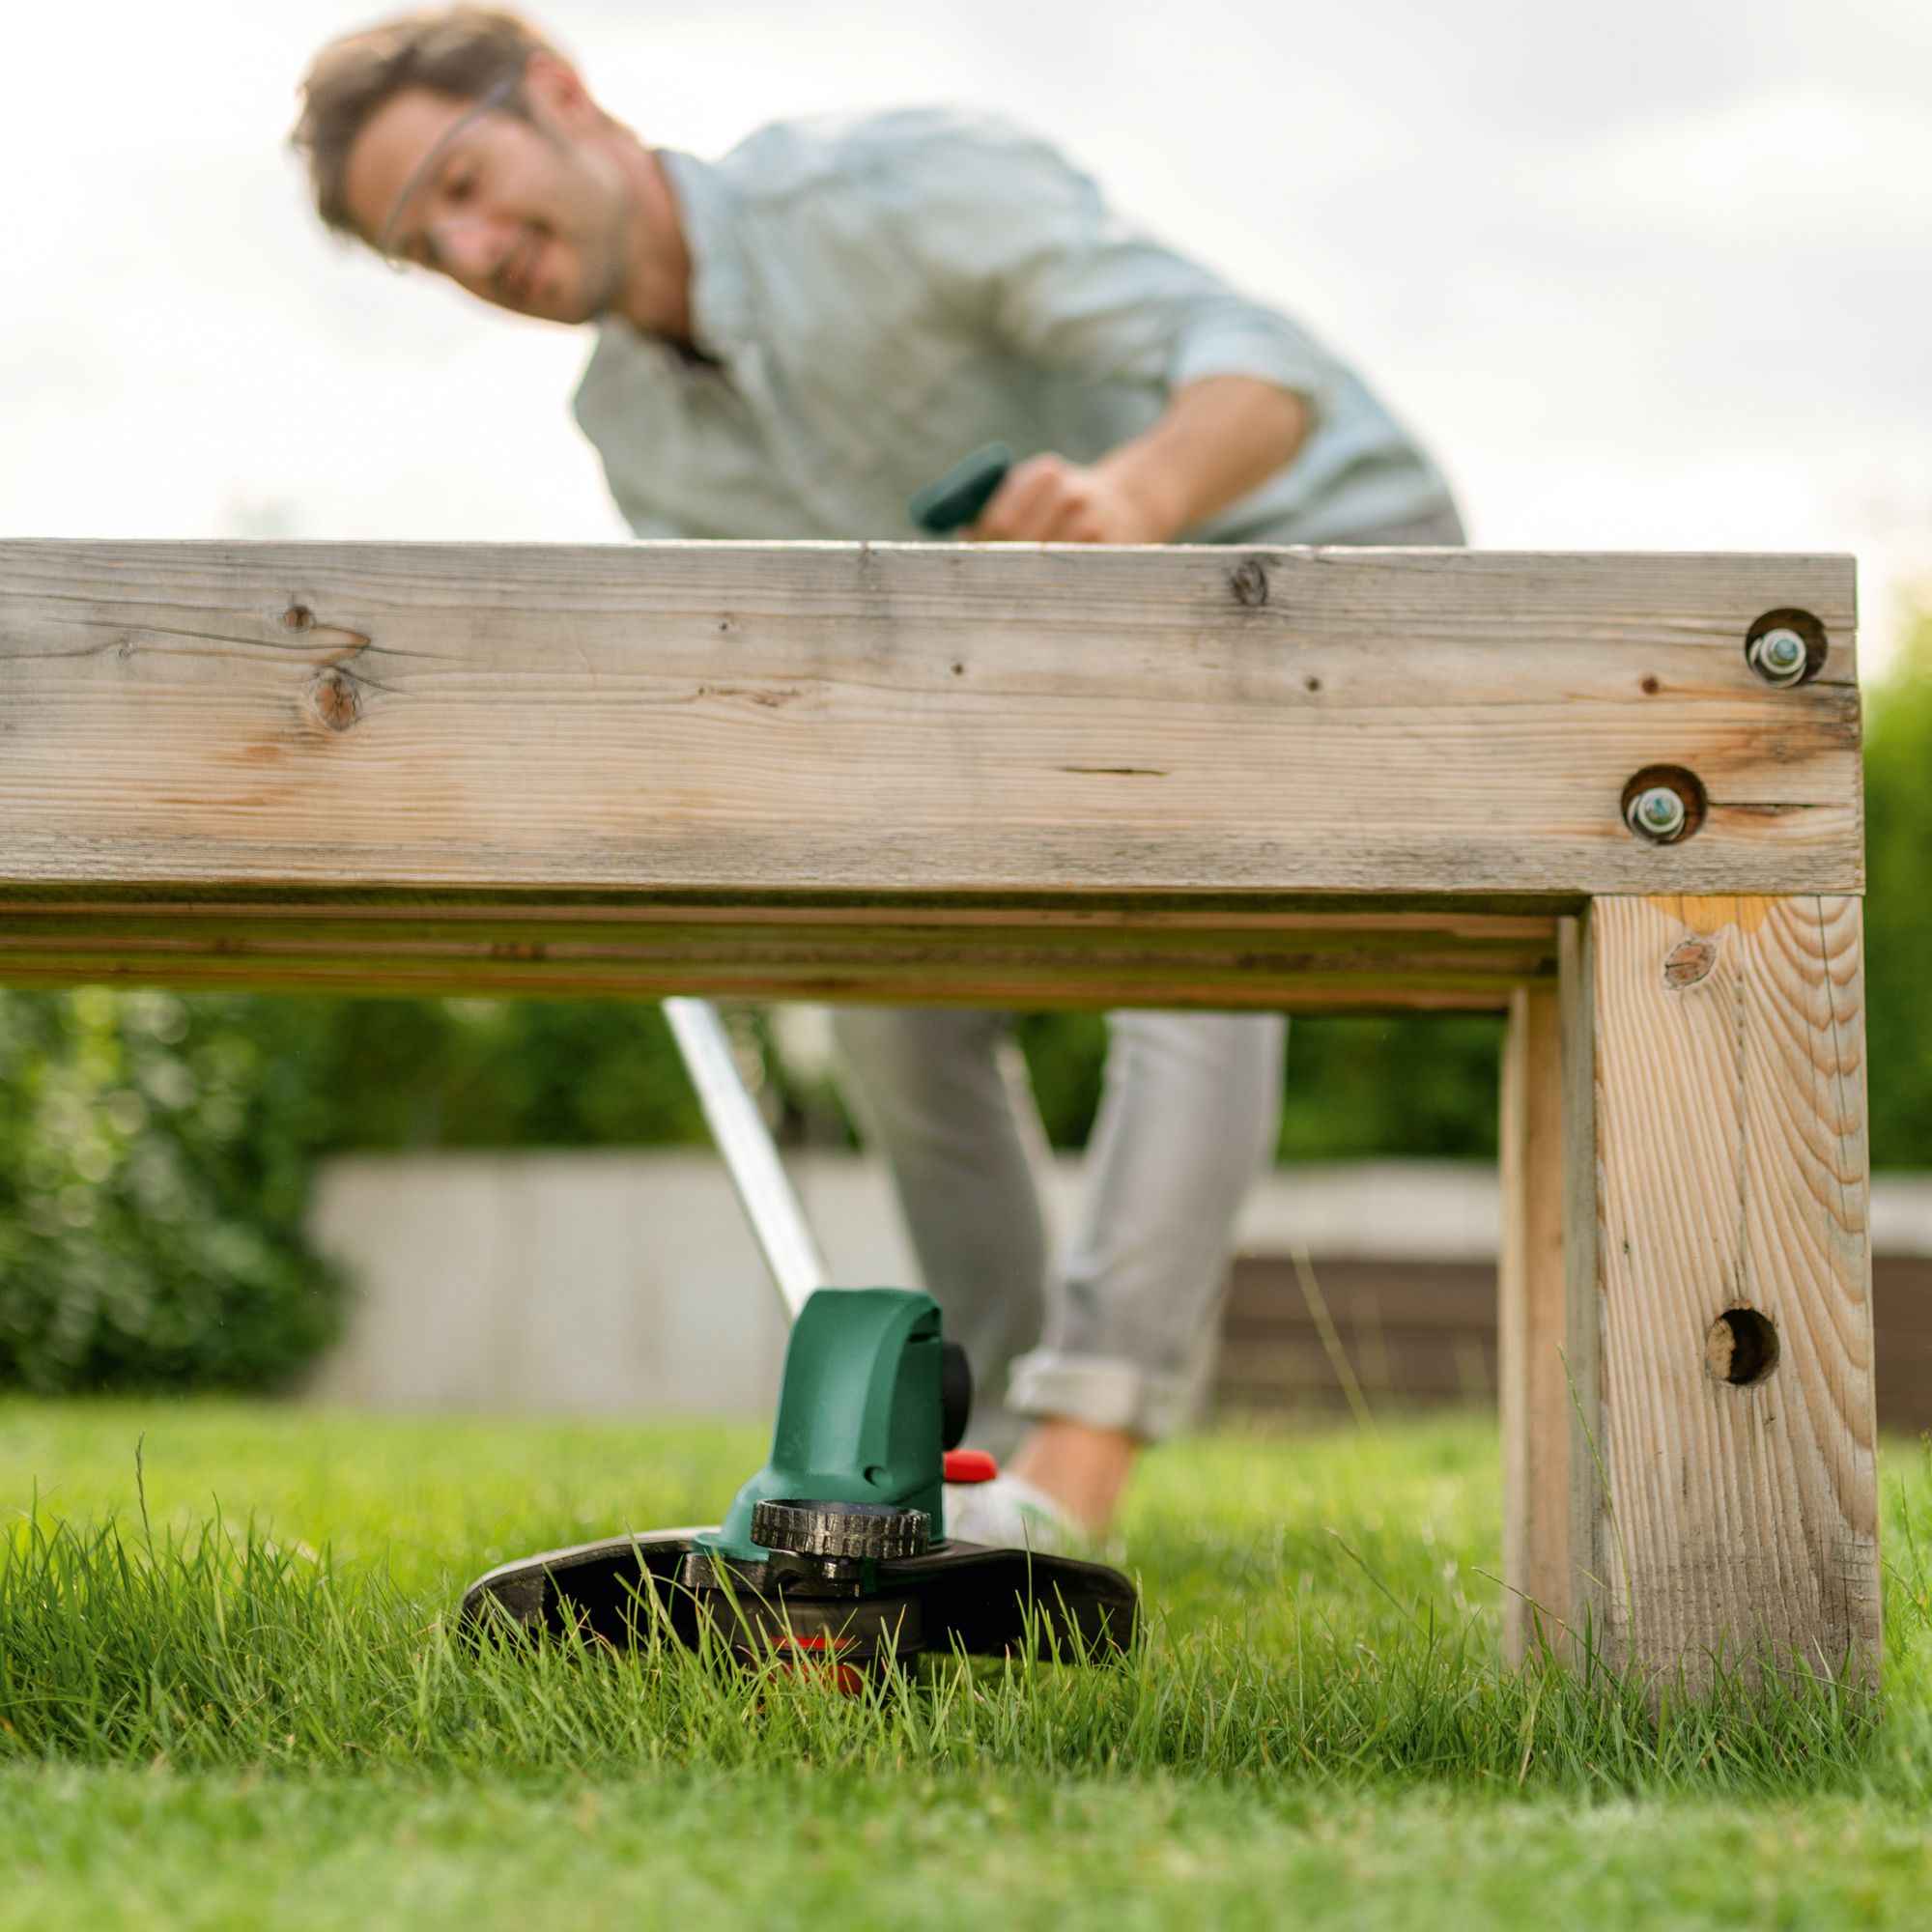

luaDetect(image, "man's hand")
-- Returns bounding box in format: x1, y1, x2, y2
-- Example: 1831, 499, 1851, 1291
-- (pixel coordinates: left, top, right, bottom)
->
967, 378, 1310, 546
968, 453, 1174, 545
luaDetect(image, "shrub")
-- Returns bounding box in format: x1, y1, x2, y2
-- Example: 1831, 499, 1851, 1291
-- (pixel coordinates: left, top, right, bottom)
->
0, 989, 341, 1392
1862, 606, 1932, 1167
0, 990, 704, 1393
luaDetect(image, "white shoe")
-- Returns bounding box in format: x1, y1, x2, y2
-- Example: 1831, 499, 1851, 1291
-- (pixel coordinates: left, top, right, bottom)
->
942, 1474, 1081, 1554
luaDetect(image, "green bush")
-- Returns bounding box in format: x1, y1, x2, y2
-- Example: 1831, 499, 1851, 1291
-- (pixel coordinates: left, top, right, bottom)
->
0, 992, 703, 1394
1862, 607, 1932, 1168
0, 989, 340, 1392
251, 995, 704, 1153
1015, 1010, 1503, 1157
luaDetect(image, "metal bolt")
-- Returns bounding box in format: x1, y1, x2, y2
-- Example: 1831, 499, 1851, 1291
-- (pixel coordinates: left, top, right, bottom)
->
1627, 784, 1688, 841
1747, 626, 1809, 686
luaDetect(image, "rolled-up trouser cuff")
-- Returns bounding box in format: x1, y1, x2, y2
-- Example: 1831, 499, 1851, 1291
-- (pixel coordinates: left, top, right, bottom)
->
1005, 1349, 1191, 1442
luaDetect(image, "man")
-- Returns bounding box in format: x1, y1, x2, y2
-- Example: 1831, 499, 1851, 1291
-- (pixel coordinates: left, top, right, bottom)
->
294, 7, 1463, 1548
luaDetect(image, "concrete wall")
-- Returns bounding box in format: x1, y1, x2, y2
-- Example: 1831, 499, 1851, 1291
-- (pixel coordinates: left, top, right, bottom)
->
306, 1151, 895, 1414
305, 1152, 1932, 1418
303, 1152, 1494, 1414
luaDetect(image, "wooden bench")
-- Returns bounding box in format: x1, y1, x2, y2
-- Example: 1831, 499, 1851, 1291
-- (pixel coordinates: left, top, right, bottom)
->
0, 538, 1875, 1689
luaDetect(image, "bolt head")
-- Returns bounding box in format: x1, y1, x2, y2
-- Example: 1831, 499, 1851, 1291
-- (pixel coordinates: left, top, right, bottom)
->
1748, 627, 1809, 685
1629, 784, 1688, 841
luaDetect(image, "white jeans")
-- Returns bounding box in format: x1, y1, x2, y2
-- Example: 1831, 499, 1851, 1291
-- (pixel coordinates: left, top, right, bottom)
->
833, 1006, 1287, 1446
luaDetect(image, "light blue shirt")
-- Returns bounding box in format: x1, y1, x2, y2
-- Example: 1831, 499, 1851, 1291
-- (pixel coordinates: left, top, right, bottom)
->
574, 109, 1454, 544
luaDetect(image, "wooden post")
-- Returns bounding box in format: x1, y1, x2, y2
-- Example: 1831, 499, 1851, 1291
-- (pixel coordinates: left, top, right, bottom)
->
1499, 975, 1570, 1662
1562, 895, 1880, 1689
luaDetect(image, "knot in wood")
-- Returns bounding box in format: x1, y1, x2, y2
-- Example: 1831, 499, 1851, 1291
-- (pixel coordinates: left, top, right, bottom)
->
308, 667, 361, 731
282, 603, 315, 632
1663, 937, 1719, 989
1229, 558, 1270, 607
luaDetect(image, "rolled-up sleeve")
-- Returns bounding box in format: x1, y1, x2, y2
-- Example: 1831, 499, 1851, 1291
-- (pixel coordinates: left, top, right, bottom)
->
865, 114, 1338, 421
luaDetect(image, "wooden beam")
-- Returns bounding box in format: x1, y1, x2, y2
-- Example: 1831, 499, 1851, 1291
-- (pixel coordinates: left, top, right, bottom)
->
1559, 916, 1606, 1667
0, 542, 1858, 902
0, 900, 1555, 1009
1499, 976, 1570, 1661
1569, 895, 1880, 1690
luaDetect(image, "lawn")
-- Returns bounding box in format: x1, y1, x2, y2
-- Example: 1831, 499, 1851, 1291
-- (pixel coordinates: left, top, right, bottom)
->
5, 1399, 1932, 1929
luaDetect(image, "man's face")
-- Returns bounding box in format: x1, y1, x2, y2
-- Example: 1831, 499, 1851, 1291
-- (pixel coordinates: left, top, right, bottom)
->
341, 69, 631, 324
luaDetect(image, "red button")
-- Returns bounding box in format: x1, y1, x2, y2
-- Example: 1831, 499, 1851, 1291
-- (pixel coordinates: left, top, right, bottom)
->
943, 1449, 999, 1484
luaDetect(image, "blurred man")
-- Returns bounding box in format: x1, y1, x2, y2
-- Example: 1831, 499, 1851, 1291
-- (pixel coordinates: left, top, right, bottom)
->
293, 7, 1462, 1547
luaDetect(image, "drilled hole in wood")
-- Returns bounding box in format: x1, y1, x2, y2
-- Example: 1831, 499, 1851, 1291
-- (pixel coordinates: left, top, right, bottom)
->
1706, 1307, 1778, 1386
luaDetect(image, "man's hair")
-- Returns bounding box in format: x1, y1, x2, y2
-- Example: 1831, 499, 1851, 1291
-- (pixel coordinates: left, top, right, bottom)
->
292, 7, 561, 238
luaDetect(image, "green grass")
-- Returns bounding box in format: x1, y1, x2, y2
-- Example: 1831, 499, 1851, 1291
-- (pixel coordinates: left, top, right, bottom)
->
5, 1400, 1932, 1928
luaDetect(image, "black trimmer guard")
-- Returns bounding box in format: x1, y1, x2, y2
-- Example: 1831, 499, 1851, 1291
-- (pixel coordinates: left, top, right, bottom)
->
462, 1528, 1138, 1663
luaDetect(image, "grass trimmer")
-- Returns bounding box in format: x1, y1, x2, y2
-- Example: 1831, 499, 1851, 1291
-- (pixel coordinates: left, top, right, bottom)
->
461, 997, 1137, 1677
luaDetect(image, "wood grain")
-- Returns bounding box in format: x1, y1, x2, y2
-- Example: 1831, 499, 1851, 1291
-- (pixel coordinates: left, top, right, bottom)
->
0, 901, 1555, 1009
1560, 916, 1606, 1659
1500, 980, 1571, 1662
0, 542, 1859, 901
1580, 895, 1879, 1688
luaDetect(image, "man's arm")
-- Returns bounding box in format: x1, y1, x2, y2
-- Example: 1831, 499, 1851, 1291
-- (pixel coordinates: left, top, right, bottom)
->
970, 375, 1308, 545
864, 114, 1332, 546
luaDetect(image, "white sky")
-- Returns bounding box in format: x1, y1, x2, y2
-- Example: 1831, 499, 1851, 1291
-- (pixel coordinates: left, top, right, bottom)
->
4, 0, 1927, 668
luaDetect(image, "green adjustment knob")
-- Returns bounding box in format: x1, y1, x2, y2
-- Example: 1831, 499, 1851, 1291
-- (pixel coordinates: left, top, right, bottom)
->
751, 1498, 930, 1562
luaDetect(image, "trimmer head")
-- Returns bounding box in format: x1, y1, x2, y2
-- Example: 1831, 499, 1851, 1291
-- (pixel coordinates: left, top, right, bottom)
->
461, 1521, 1136, 1669
461, 1286, 1138, 1673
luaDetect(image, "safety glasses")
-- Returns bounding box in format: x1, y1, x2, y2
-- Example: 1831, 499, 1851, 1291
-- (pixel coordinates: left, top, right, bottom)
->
376, 72, 523, 271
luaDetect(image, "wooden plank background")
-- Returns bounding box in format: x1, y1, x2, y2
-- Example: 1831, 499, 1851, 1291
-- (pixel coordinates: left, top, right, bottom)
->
0, 543, 1859, 915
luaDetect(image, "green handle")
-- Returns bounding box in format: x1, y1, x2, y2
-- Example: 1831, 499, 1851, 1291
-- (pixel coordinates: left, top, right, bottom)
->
908, 442, 1012, 534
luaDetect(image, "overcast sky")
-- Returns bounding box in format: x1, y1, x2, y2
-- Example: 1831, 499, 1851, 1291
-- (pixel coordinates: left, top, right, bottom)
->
6, 0, 1927, 667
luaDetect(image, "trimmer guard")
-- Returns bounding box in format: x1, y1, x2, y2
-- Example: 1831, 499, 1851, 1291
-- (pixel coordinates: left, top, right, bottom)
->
461, 1527, 1139, 1662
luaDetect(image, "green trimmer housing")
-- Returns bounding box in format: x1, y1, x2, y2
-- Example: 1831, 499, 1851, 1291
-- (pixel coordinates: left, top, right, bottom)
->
461, 1283, 1137, 1671
696, 1287, 949, 1560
